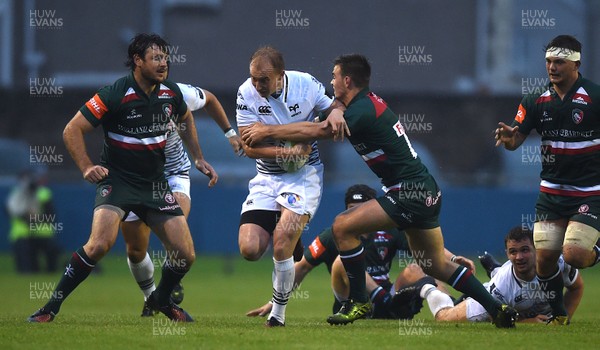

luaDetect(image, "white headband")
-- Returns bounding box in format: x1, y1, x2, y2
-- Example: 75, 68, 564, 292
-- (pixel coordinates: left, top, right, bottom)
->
545, 47, 581, 61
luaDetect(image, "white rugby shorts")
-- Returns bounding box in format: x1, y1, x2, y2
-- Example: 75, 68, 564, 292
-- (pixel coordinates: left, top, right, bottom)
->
241, 163, 323, 218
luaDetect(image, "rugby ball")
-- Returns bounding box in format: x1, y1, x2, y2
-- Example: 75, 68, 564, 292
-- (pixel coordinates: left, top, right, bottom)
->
277, 140, 308, 172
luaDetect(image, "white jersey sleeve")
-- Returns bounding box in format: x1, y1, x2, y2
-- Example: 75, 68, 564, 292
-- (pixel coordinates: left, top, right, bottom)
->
306, 73, 333, 113
235, 80, 259, 128
177, 83, 207, 112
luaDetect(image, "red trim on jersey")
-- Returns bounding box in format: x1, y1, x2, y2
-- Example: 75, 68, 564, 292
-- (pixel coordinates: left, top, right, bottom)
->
572, 93, 591, 103
121, 93, 140, 104
108, 138, 167, 151
547, 144, 600, 155
540, 186, 600, 197
367, 92, 388, 118
365, 154, 388, 166
158, 89, 176, 98
535, 95, 553, 104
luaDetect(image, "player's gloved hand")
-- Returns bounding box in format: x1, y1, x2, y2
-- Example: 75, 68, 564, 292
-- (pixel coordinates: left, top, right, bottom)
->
246, 301, 272, 317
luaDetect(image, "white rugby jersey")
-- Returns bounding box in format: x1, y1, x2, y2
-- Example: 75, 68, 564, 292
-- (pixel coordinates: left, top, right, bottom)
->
236, 71, 333, 174
163, 83, 207, 176
477, 256, 578, 320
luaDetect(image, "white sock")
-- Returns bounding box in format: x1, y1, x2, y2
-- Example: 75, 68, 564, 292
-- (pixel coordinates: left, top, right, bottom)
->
268, 257, 295, 324
420, 284, 454, 317
127, 252, 156, 300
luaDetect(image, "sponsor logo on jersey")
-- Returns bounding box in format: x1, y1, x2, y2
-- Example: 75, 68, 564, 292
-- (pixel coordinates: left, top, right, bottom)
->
288, 103, 301, 117
158, 84, 176, 99
377, 247, 388, 260
309, 236, 326, 259
515, 104, 526, 123
237, 103, 248, 111
127, 109, 143, 119
284, 193, 301, 206
85, 94, 108, 119
578, 204, 589, 213
258, 105, 272, 115
572, 109, 584, 124
572, 87, 591, 105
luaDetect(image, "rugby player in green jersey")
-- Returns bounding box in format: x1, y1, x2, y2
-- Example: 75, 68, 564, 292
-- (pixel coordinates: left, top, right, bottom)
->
28, 33, 216, 323
246, 184, 473, 321
241, 54, 517, 327
496, 35, 600, 325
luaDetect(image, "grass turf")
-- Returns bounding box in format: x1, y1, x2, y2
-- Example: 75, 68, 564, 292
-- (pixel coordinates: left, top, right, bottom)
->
1, 253, 599, 349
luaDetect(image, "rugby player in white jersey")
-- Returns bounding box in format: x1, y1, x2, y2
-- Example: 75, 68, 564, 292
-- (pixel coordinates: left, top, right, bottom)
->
236, 46, 346, 327
122, 83, 243, 316
395, 227, 584, 324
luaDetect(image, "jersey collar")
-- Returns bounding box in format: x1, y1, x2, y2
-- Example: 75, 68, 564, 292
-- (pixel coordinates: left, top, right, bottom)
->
270, 73, 289, 102
347, 87, 370, 107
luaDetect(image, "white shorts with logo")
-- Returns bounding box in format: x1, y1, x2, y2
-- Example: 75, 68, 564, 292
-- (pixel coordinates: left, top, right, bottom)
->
124, 173, 191, 222
241, 163, 323, 218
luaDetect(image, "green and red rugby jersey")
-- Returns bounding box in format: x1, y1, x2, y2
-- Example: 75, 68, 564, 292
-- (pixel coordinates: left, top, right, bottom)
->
512, 75, 600, 196
79, 73, 187, 183
305, 227, 409, 285
343, 88, 431, 188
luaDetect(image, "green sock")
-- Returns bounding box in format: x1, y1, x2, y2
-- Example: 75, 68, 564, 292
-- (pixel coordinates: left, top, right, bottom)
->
339, 244, 368, 303
447, 266, 501, 318
538, 268, 567, 316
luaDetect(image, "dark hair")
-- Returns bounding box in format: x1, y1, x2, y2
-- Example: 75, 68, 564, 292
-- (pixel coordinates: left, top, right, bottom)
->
544, 35, 582, 54
125, 33, 170, 71
250, 46, 285, 72
344, 184, 377, 207
333, 54, 371, 88
504, 226, 534, 248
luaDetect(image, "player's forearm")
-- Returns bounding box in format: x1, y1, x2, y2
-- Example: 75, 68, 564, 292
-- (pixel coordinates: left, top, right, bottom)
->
242, 144, 289, 159
63, 123, 94, 174
178, 113, 205, 162
204, 91, 233, 132
293, 261, 313, 289
265, 121, 330, 141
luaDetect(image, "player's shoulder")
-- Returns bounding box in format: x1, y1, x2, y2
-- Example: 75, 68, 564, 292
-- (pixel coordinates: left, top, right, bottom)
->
489, 260, 514, 284
160, 79, 183, 96
579, 77, 600, 96
237, 78, 260, 102
177, 83, 206, 111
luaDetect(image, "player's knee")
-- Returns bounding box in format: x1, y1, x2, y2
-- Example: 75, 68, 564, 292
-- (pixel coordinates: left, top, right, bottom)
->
83, 241, 112, 261
239, 244, 263, 261
126, 246, 147, 263
562, 244, 590, 268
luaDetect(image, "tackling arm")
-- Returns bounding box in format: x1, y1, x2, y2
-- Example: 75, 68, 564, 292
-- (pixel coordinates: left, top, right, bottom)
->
177, 109, 218, 187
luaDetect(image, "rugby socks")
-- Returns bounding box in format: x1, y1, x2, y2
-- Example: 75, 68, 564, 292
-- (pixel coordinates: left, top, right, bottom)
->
269, 257, 295, 324
420, 284, 454, 318
156, 259, 188, 306
538, 267, 568, 316
127, 252, 156, 300
339, 244, 369, 303
447, 266, 502, 317
370, 286, 392, 307
44, 247, 96, 314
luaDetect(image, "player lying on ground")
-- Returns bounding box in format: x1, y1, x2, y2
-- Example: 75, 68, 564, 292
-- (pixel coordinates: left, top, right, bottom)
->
395, 227, 584, 324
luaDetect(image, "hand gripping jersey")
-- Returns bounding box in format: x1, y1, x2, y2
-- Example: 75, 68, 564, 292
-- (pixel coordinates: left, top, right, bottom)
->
475, 256, 578, 320
512, 75, 600, 196
161, 83, 208, 177
236, 71, 333, 175
79, 73, 187, 183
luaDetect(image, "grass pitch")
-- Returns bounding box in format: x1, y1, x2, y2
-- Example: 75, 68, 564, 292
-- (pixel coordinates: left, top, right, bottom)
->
1, 253, 599, 349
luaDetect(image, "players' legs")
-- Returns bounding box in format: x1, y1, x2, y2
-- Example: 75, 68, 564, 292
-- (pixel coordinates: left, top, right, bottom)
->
34, 206, 122, 317
434, 299, 468, 322
331, 200, 398, 304
268, 207, 309, 324
148, 213, 195, 306
331, 256, 350, 301
562, 220, 600, 268
534, 219, 568, 317
238, 212, 273, 261
405, 226, 504, 318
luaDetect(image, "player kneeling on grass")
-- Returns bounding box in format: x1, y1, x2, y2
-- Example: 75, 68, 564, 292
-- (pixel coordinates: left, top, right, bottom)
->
395, 227, 584, 324
246, 184, 473, 321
